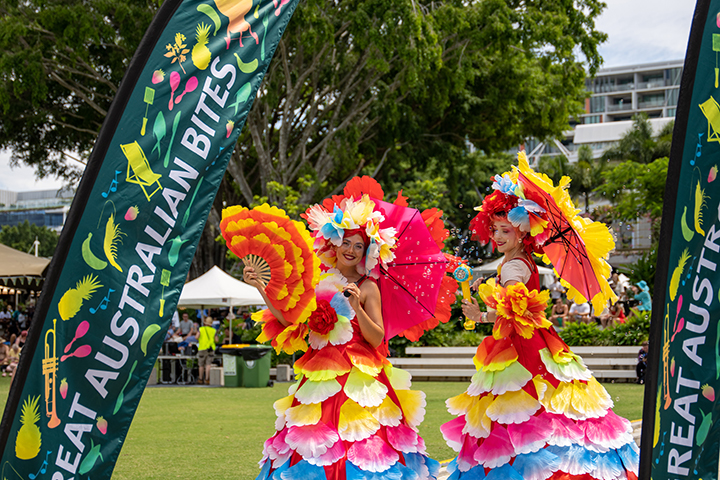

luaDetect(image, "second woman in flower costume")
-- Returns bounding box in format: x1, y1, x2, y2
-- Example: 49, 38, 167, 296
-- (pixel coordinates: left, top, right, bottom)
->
222, 177, 456, 480
441, 153, 640, 480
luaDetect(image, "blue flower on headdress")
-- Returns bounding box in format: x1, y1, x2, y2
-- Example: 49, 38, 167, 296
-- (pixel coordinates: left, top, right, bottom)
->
507, 199, 546, 233
319, 205, 346, 245
492, 174, 518, 196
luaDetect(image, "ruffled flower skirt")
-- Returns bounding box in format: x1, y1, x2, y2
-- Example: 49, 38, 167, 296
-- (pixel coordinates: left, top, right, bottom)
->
441, 326, 640, 480
257, 344, 439, 480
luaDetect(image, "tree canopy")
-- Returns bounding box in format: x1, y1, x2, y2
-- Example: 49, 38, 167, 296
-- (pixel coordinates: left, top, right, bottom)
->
0, 0, 608, 273
601, 114, 673, 164
0, 221, 59, 258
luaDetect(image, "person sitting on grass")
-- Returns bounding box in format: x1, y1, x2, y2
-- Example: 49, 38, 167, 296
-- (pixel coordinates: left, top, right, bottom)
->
568, 300, 591, 324
600, 301, 626, 328
4, 344, 20, 378
549, 298, 568, 328
0, 339, 9, 374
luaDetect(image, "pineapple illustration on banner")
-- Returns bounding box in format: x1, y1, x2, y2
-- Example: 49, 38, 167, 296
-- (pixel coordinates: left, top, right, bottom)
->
14, 397, 41, 460
0, 0, 303, 477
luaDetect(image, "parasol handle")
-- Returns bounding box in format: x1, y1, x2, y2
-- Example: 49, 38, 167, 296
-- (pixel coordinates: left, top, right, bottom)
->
343, 275, 367, 297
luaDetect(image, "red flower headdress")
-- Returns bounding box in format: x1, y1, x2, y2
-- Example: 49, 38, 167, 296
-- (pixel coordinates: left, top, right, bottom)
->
470, 153, 549, 253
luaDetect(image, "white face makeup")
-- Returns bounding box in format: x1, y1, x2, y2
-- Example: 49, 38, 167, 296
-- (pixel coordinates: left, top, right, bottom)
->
336, 233, 366, 268
491, 219, 522, 254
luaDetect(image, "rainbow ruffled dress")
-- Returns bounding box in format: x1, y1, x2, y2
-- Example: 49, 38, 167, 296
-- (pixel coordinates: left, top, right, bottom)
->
440, 277, 640, 480
256, 270, 440, 480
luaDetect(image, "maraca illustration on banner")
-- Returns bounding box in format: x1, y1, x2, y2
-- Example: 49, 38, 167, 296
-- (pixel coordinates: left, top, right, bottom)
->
453, 264, 476, 330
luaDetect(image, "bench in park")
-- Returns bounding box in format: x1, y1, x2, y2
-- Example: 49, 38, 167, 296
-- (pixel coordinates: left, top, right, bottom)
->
389, 346, 640, 383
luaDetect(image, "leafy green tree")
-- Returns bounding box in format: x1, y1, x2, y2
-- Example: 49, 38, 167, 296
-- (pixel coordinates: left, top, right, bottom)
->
0, 221, 59, 257
568, 145, 607, 212
0, 0, 157, 181
537, 154, 573, 185
536, 147, 606, 212
595, 157, 669, 240
601, 114, 673, 164
1, 0, 606, 191
0, 0, 607, 273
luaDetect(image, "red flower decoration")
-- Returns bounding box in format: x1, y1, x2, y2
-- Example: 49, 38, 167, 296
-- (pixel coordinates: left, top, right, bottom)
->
308, 299, 338, 335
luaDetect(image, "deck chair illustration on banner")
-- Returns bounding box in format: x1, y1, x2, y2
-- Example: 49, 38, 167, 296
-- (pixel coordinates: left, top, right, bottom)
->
121, 141, 163, 201
699, 96, 720, 142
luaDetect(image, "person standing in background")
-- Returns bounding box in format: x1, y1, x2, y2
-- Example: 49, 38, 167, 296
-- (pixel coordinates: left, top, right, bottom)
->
197, 316, 217, 385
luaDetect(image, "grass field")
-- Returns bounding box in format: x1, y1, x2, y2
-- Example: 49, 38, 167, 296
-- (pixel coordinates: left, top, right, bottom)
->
0, 378, 645, 479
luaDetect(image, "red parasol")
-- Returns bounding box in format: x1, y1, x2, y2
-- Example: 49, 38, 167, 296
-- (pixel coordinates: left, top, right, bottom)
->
516, 156, 616, 313
374, 199, 449, 340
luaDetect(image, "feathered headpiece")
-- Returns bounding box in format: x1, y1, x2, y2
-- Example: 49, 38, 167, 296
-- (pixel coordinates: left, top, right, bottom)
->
470, 152, 549, 252
302, 186, 398, 277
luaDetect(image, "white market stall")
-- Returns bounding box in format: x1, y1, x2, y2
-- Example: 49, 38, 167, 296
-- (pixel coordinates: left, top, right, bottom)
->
177, 265, 265, 334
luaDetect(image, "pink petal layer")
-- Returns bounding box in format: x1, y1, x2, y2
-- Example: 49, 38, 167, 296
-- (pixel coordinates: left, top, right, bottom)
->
580, 410, 633, 451
440, 416, 466, 452
285, 422, 339, 459
457, 433, 481, 473
386, 423, 420, 453
347, 434, 400, 473
474, 424, 514, 469
306, 437, 347, 466
507, 415, 551, 454
540, 412, 584, 447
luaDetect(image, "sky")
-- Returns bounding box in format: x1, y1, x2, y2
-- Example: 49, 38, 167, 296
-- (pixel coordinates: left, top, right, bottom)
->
0, 0, 700, 192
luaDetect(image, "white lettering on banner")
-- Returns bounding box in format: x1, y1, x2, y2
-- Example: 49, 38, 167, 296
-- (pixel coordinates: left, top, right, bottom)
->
666, 211, 720, 475
668, 448, 691, 476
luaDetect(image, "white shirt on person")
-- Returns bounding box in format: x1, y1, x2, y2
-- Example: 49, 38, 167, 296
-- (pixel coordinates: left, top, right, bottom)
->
569, 302, 591, 316
500, 259, 532, 285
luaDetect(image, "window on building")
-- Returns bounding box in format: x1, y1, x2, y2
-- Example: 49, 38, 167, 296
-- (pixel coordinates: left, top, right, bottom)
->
584, 115, 601, 124
667, 67, 682, 86
641, 72, 664, 88
667, 88, 679, 106
667, 108, 677, 117
639, 93, 665, 108
590, 96, 605, 113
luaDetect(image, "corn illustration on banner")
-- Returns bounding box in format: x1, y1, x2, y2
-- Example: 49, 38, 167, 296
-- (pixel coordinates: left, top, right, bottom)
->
0, 0, 299, 477
641, 0, 720, 477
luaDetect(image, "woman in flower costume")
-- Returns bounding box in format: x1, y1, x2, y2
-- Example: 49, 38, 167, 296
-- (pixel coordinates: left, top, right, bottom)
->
227, 177, 454, 480
441, 153, 639, 480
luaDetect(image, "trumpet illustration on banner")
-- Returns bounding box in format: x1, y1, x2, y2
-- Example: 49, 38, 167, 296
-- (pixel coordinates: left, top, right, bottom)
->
454, 265, 476, 330
42, 319, 61, 429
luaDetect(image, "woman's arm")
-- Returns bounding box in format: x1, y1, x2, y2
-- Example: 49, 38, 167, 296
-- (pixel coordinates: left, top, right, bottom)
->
344, 280, 384, 348
243, 266, 289, 327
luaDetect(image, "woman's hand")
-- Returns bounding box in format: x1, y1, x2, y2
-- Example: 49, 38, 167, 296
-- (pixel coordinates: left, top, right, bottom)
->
243, 266, 264, 291
470, 277, 485, 292
461, 297, 482, 322
244, 265, 288, 327
343, 283, 362, 312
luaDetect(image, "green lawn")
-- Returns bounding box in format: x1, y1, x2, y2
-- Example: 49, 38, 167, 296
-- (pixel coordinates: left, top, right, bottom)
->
0, 378, 645, 479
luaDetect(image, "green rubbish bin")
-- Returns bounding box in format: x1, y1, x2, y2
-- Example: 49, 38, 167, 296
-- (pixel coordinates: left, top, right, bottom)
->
218, 345, 272, 387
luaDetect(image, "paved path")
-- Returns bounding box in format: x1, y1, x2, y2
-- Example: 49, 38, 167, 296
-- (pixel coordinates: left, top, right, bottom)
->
435, 420, 643, 479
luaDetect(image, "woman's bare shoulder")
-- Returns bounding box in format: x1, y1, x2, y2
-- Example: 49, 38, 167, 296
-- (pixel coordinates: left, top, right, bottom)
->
360, 277, 380, 294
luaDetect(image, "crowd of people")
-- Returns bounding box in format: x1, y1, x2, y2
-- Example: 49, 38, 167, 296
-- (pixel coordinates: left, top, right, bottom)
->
543, 271, 652, 330
0, 303, 33, 379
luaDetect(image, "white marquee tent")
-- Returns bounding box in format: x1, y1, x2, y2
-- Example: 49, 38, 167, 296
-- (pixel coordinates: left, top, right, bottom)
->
178, 265, 265, 309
